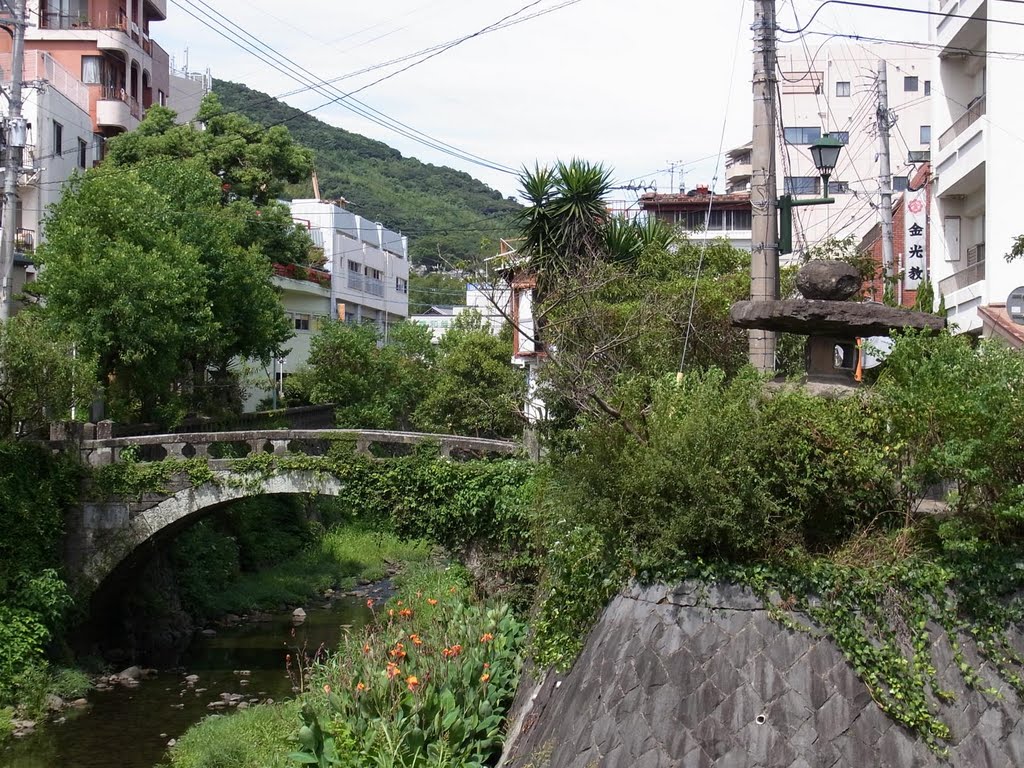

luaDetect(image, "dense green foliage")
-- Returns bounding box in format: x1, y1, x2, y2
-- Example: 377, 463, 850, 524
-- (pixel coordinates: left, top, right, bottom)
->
286, 318, 525, 438
0, 444, 82, 707
414, 315, 526, 439
34, 98, 322, 424
211, 79, 521, 268
0, 311, 95, 439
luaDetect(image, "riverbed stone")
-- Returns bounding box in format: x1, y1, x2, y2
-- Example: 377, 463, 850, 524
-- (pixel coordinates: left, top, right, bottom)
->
118, 665, 143, 680
45, 694, 64, 712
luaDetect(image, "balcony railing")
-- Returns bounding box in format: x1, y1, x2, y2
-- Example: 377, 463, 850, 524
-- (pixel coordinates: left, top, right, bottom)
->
347, 273, 364, 292
365, 277, 385, 298
938, 95, 986, 150
939, 248, 986, 295
41, 10, 128, 31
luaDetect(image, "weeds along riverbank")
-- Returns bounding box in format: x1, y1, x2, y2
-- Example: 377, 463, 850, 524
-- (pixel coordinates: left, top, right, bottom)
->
167, 562, 525, 768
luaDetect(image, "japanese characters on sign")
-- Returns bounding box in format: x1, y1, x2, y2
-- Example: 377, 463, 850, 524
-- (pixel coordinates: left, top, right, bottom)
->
903, 187, 927, 291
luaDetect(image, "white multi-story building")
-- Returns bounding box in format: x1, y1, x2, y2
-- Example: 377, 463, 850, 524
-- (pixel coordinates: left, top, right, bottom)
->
928, 0, 1024, 342
774, 42, 933, 256
288, 199, 410, 328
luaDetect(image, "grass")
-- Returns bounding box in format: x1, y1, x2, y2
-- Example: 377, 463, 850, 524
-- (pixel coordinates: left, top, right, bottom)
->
201, 526, 433, 617
166, 700, 301, 768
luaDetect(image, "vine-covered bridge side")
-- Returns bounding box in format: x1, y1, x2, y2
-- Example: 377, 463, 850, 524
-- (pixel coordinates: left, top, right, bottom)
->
59, 429, 521, 592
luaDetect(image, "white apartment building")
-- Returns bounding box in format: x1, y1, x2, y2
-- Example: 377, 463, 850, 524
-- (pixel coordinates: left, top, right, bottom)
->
411, 283, 511, 342
928, 0, 1024, 341
288, 199, 410, 328
771, 42, 933, 256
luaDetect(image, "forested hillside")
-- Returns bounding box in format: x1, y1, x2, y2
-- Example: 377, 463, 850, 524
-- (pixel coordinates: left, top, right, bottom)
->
211, 79, 521, 268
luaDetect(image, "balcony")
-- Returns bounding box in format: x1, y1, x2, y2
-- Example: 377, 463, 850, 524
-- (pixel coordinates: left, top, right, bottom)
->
939, 245, 985, 294
40, 9, 128, 31
96, 93, 138, 131
365, 277, 385, 298
938, 95, 986, 151
347, 273, 364, 292
146, 0, 168, 21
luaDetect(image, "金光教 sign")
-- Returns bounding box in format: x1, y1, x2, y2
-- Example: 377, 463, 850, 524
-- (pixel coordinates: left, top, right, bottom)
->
903, 188, 927, 291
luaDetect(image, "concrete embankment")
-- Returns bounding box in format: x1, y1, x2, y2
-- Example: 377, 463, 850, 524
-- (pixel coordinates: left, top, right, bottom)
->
500, 583, 1024, 768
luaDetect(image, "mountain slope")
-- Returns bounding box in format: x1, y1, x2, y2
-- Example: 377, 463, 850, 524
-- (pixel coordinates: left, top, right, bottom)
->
212, 79, 521, 268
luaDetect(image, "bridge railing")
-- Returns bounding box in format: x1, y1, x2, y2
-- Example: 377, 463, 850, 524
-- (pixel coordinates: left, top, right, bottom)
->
71, 429, 520, 467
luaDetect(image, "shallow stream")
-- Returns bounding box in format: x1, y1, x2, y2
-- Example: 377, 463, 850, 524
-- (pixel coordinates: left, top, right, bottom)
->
1, 597, 371, 768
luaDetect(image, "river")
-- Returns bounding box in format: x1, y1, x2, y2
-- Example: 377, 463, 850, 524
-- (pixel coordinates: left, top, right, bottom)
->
0, 596, 372, 768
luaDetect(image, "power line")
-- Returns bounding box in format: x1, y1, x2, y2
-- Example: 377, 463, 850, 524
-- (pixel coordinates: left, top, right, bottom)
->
779, 0, 1024, 35
172, 0, 518, 175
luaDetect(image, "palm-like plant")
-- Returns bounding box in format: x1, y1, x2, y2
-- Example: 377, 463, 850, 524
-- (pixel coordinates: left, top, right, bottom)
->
515, 159, 613, 281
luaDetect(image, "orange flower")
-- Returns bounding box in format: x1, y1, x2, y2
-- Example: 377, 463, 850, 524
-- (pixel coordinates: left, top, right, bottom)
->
483, 663, 490, 669
409, 634, 423, 645
399, 608, 413, 618
427, 598, 438, 606
480, 633, 494, 643
397, 600, 403, 606
386, 662, 401, 680
406, 675, 420, 691
441, 644, 463, 659
449, 586, 457, 594
388, 609, 395, 618
366, 598, 375, 608
323, 684, 331, 694
480, 673, 490, 683
362, 643, 371, 654
389, 643, 407, 660
356, 681, 366, 692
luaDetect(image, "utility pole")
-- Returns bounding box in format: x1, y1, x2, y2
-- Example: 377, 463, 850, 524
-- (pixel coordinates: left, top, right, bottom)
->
876, 59, 896, 304
0, 0, 27, 322
749, 0, 779, 371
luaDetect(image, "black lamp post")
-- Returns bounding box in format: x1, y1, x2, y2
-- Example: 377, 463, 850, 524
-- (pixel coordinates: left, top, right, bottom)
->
779, 132, 846, 255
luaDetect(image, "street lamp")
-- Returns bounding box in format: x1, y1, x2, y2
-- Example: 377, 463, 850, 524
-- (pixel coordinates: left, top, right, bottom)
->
809, 133, 845, 196
778, 132, 845, 255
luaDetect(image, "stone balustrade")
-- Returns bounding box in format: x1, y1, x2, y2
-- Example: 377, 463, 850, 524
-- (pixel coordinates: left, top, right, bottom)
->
61, 428, 519, 467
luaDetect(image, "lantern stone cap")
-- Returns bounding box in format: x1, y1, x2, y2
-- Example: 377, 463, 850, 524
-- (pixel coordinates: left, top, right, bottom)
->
730, 299, 947, 336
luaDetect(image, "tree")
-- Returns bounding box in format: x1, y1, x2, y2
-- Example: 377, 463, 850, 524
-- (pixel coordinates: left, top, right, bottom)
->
106, 100, 317, 266
35, 162, 292, 423
509, 161, 751, 438
288, 321, 436, 429
414, 312, 525, 439
0, 311, 95, 439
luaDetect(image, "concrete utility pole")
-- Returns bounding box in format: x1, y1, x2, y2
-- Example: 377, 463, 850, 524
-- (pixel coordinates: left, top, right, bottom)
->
876, 59, 896, 302
0, 0, 27, 322
749, 0, 780, 371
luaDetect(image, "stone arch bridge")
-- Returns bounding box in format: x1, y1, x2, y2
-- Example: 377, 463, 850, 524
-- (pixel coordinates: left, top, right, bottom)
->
62, 429, 520, 593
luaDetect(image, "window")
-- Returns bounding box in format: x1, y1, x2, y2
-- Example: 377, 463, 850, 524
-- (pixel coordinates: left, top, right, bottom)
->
836, 81, 851, 97
53, 121, 63, 155
892, 176, 909, 192
832, 131, 850, 144
904, 76, 919, 92
78, 138, 87, 169
81, 56, 101, 84
292, 313, 311, 331
920, 125, 931, 144
395, 277, 408, 294
348, 260, 361, 272
783, 126, 822, 145
924, 80, 931, 96
784, 176, 821, 195
831, 181, 850, 194
158, 90, 166, 107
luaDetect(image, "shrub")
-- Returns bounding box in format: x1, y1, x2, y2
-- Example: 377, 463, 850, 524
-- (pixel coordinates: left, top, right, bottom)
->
295, 567, 526, 767
168, 700, 301, 768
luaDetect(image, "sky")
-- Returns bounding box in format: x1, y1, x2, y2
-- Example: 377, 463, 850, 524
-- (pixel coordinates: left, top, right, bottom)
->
159, 0, 929, 205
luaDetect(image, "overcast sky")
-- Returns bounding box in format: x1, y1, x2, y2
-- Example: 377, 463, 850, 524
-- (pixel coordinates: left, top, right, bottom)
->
160, 0, 928, 204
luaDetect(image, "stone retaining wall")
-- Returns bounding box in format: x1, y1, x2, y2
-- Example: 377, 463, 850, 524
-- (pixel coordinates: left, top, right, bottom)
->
499, 583, 1024, 768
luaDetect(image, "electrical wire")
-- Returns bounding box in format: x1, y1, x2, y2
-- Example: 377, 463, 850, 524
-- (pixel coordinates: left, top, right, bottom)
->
778, 1, 1024, 36
679, 0, 746, 372
172, 0, 519, 175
